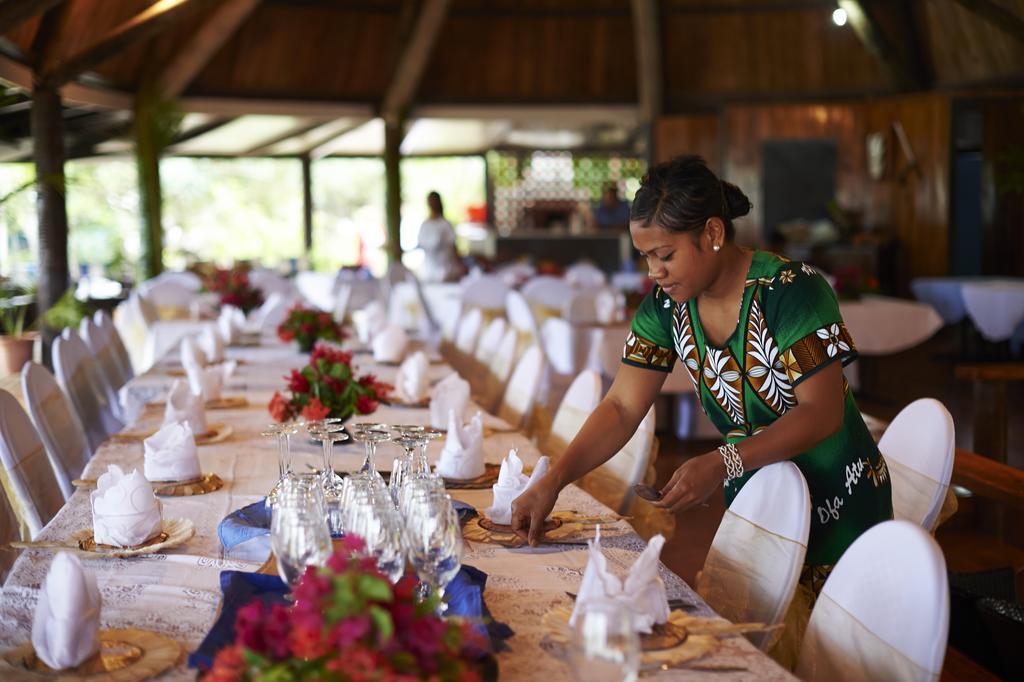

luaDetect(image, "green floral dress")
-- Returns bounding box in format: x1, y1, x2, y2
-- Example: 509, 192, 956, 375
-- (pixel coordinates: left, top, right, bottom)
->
622, 251, 893, 571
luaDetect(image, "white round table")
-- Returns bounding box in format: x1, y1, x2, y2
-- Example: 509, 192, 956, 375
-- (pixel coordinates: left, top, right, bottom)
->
961, 280, 1024, 342
839, 295, 943, 355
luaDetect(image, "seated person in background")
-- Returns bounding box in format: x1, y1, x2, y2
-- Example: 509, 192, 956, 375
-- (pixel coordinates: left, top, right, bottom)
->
417, 191, 462, 282
594, 182, 631, 230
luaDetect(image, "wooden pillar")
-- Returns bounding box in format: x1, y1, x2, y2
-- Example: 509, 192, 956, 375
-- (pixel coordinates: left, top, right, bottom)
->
31, 82, 68, 365
301, 155, 313, 258
384, 116, 405, 262
134, 92, 164, 280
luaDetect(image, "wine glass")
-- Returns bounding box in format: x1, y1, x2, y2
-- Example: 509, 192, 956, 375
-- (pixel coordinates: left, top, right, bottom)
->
262, 422, 299, 504
350, 423, 391, 490
397, 476, 447, 518
403, 492, 462, 611
342, 490, 406, 583
270, 484, 332, 588
567, 600, 641, 682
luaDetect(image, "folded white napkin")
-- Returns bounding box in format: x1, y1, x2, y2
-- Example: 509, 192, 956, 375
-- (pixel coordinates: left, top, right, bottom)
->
484, 450, 550, 525
185, 359, 236, 402
180, 335, 208, 375
90, 465, 163, 547
435, 410, 485, 479
428, 373, 471, 430
198, 326, 225, 364
218, 305, 245, 344
594, 289, 621, 324
372, 323, 409, 363
352, 302, 387, 344
395, 351, 430, 403
31, 552, 101, 670
144, 422, 202, 482
569, 531, 670, 633
164, 379, 208, 435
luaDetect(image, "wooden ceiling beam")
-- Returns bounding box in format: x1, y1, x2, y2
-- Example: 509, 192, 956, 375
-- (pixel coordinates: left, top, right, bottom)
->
837, 1, 924, 90
381, 0, 452, 125
0, 0, 66, 36
950, 0, 1024, 45
39, 0, 214, 87
240, 119, 325, 156
167, 114, 235, 145
154, 0, 260, 98
303, 118, 370, 160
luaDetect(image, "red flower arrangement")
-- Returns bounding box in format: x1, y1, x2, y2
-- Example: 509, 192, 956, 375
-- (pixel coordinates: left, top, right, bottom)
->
277, 303, 346, 353
203, 537, 487, 682
203, 265, 264, 315
268, 343, 392, 423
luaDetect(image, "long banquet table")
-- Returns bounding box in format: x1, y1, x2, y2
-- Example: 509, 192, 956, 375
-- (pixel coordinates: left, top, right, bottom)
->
0, 336, 793, 680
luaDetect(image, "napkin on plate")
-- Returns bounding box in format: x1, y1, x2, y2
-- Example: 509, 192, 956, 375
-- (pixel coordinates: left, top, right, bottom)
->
218, 306, 246, 344
428, 373, 470, 430
144, 422, 202, 482
186, 359, 237, 402
483, 450, 550, 525
569, 530, 670, 633
435, 410, 485, 479
31, 552, 101, 670
352, 301, 387, 344
395, 350, 430, 403
181, 335, 208, 373
90, 464, 163, 547
198, 326, 225, 364
371, 323, 409, 363
164, 379, 208, 435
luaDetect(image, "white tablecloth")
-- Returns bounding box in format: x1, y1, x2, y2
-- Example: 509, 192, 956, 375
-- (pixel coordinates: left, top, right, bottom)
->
961, 280, 1024, 342
0, 338, 792, 680
839, 295, 943, 356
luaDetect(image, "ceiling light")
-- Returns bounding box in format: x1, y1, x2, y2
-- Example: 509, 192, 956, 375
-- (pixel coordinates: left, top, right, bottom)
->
832, 8, 848, 26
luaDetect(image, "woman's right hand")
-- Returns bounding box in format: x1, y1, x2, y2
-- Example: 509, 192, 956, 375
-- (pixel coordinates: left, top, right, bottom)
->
510, 475, 561, 546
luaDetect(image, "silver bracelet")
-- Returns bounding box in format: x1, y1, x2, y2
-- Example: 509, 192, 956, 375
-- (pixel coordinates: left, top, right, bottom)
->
718, 443, 744, 481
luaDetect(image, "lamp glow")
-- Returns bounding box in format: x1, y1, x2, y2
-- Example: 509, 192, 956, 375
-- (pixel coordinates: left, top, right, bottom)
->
832, 8, 848, 26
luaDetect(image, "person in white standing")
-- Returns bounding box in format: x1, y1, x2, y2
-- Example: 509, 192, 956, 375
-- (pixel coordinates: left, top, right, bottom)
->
417, 191, 461, 283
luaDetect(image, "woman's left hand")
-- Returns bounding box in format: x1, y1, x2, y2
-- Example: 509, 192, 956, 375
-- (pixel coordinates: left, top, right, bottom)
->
654, 452, 726, 513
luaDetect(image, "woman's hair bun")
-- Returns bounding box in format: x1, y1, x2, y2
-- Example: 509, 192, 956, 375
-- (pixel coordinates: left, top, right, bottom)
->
722, 181, 752, 219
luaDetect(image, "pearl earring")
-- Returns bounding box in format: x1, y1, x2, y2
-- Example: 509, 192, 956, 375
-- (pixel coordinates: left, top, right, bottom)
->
713, 244, 721, 252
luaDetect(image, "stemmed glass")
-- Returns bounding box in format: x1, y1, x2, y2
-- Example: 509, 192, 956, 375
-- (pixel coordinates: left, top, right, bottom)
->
350, 423, 391, 490
568, 600, 641, 682
389, 426, 443, 506
342, 489, 406, 583
262, 422, 299, 504
270, 478, 332, 589
308, 424, 349, 536
403, 491, 462, 611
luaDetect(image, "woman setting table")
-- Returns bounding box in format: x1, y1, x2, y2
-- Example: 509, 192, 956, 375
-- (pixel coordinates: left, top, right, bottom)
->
512, 155, 894, 599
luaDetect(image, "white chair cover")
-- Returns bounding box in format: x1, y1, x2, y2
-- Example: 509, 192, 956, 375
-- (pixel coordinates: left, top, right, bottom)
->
566, 286, 623, 324
589, 407, 657, 514
460, 272, 509, 311
52, 329, 124, 452
480, 327, 519, 412
521, 275, 574, 314
295, 271, 337, 311
333, 282, 353, 322
878, 398, 956, 531
795, 520, 949, 682
249, 268, 296, 300
93, 310, 135, 386
696, 462, 810, 651
544, 370, 602, 456
496, 344, 546, 429
137, 275, 197, 313
0, 485, 19, 582
440, 300, 464, 342
506, 290, 541, 353
565, 262, 608, 288
474, 317, 507, 365
79, 317, 127, 396
540, 317, 575, 375
495, 262, 536, 287
21, 362, 92, 501
454, 307, 484, 356
113, 292, 156, 373
0, 390, 66, 540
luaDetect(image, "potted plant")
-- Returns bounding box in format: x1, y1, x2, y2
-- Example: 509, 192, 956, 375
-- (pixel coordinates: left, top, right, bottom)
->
0, 281, 37, 375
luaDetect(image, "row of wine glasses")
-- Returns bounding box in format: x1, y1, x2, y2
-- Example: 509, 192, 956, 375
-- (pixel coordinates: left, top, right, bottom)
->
263, 420, 462, 610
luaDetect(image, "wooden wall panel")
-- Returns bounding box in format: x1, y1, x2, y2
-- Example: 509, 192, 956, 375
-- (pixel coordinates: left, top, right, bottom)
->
862, 93, 950, 279
982, 97, 1024, 277
924, 0, 1024, 87
654, 115, 720, 170
719, 103, 866, 246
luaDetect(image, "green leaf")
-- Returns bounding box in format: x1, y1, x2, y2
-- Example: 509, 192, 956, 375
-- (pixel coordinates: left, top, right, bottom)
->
369, 604, 395, 643
356, 574, 394, 603
242, 648, 270, 669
